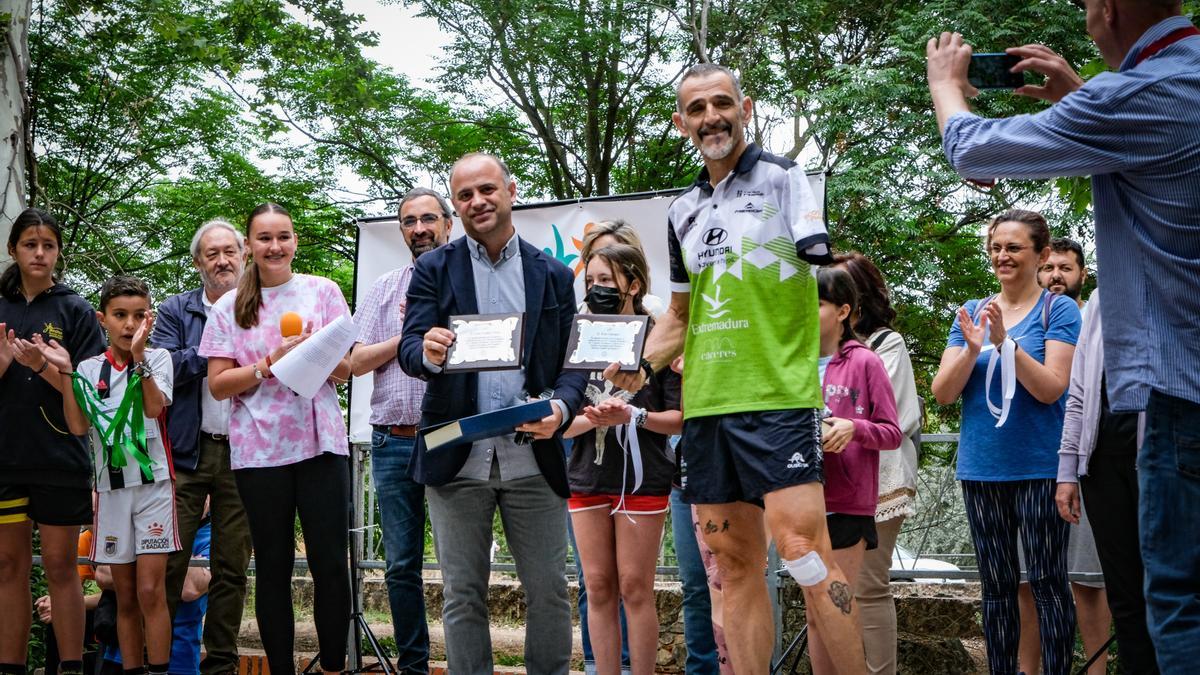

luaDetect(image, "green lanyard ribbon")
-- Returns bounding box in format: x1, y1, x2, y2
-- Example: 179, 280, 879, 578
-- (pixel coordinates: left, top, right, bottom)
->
71, 371, 156, 481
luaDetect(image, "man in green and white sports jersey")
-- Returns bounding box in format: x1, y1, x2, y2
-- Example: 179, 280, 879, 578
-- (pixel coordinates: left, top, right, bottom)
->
605, 63, 866, 674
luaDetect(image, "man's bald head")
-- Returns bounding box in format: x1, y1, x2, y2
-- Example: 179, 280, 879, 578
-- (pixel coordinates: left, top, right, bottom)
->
450, 152, 512, 185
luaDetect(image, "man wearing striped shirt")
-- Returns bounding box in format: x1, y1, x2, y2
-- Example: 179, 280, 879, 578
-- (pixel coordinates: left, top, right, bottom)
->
350, 187, 453, 674
927, 2, 1200, 670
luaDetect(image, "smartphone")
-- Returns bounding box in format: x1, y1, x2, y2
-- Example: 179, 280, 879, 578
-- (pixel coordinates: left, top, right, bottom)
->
968, 53, 1023, 90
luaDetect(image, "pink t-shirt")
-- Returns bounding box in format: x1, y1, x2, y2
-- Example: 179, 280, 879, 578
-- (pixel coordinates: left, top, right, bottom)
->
198, 274, 350, 469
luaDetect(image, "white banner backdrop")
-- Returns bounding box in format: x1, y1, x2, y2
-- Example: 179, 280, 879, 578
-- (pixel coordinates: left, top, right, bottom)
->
349, 177, 825, 442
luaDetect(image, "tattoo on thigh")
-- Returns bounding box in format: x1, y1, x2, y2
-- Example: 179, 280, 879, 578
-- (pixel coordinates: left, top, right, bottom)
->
703, 520, 718, 534
828, 581, 853, 615
721, 520, 730, 532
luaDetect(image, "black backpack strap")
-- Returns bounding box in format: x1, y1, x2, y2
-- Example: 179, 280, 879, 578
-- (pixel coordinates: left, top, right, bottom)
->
869, 329, 894, 352
98, 359, 113, 400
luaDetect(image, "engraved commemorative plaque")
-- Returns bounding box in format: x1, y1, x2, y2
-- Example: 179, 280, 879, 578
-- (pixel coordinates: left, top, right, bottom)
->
562, 314, 648, 372
444, 313, 525, 372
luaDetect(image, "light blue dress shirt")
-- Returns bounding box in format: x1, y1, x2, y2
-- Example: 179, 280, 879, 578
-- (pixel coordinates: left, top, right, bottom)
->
942, 16, 1200, 411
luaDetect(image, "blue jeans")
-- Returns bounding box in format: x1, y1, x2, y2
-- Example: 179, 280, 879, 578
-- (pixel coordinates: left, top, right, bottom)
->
1139, 390, 1200, 673
670, 487, 720, 675
371, 430, 430, 674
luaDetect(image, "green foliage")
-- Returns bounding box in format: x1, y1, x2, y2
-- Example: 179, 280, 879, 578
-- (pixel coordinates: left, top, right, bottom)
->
26, 0, 533, 302
399, 0, 700, 198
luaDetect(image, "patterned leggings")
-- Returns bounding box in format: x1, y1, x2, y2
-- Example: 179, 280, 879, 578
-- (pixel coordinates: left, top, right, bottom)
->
962, 479, 1076, 675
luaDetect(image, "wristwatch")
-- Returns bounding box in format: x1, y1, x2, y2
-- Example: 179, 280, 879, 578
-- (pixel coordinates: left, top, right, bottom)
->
131, 360, 155, 379
634, 408, 648, 428
638, 358, 654, 382
253, 361, 266, 381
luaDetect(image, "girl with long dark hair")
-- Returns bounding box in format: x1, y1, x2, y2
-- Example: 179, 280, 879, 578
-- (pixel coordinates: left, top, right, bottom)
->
565, 243, 682, 675
0, 208, 105, 675
833, 252, 921, 675
807, 266, 902, 675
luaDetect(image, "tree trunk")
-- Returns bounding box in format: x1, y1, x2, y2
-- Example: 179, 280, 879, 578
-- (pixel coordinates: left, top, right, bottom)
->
0, 0, 30, 260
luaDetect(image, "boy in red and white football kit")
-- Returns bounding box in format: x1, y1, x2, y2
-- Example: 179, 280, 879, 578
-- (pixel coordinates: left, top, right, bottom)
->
38, 275, 177, 675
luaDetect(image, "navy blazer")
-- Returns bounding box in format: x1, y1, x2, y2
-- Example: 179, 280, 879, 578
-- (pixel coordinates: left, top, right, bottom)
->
398, 236, 586, 498
153, 288, 210, 471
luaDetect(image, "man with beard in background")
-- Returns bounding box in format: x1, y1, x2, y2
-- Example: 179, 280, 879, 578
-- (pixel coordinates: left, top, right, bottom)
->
1040, 238, 1088, 305
155, 219, 252, 675
349, 188, 453, 674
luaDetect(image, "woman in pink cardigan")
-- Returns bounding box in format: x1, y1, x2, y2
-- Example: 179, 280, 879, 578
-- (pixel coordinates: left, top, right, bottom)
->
808, 266, 903, 675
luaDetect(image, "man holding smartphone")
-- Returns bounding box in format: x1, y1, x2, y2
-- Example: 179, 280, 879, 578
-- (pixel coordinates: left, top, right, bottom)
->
926, 1, 1200, 671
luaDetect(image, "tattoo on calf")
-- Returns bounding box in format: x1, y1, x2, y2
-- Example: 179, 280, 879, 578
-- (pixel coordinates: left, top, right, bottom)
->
704, 520, 718, 534
828, 581, 853, 615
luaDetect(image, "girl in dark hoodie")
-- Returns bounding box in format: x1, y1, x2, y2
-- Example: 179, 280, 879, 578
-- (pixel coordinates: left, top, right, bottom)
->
806, 266, 902, 675
0, 208, 105, 675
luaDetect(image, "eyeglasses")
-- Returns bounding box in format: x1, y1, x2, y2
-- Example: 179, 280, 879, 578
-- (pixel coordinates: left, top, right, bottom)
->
401, 214, 446, 228
989, 244, 1030, 256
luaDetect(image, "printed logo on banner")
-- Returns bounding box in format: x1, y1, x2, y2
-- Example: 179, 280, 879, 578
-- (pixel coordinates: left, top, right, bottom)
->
542, 224, 579, 269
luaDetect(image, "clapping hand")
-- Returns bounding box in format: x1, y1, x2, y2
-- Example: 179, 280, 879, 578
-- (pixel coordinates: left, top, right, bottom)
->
0, 324, 13, 365
131, 311, 155, 362
1008, 44, 1084, 103
956, 306, 988, 355
32, 334, 73, 374
982, 302, 1008, 348
10, 332, 46, 372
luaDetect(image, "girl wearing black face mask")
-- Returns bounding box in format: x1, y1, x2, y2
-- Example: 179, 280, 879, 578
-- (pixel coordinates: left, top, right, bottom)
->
565, 244, 682, 675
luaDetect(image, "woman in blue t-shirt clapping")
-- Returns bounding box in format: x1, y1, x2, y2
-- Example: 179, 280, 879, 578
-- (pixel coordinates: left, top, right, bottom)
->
932, 209, 1082, 675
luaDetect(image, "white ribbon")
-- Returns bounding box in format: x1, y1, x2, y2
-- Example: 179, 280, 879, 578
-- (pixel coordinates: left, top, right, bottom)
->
985, 336, 1017, 428
610, 407, 646, 521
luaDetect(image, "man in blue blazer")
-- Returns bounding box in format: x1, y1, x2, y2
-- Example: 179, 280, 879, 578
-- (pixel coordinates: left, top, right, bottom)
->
399, 152, 586, 675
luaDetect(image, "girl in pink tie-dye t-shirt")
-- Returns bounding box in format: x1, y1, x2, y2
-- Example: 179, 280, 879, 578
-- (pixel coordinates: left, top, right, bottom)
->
198, 202, 353, 675
200, 271, 349, 468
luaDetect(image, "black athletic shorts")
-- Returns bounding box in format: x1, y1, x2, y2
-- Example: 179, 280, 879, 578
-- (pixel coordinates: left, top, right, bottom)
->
0, 483, 92, 527
681, 408, 824, 506
827, 513, 878, 551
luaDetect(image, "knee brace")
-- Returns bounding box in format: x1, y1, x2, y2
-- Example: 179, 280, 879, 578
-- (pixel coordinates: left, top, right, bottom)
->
783, 551, 828, 587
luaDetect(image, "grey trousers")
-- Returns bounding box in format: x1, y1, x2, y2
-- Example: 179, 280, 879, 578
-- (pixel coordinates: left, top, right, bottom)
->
427, 464, 571, 675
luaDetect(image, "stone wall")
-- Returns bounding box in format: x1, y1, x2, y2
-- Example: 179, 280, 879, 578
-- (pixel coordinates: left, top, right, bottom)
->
261, 577, 984, 673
